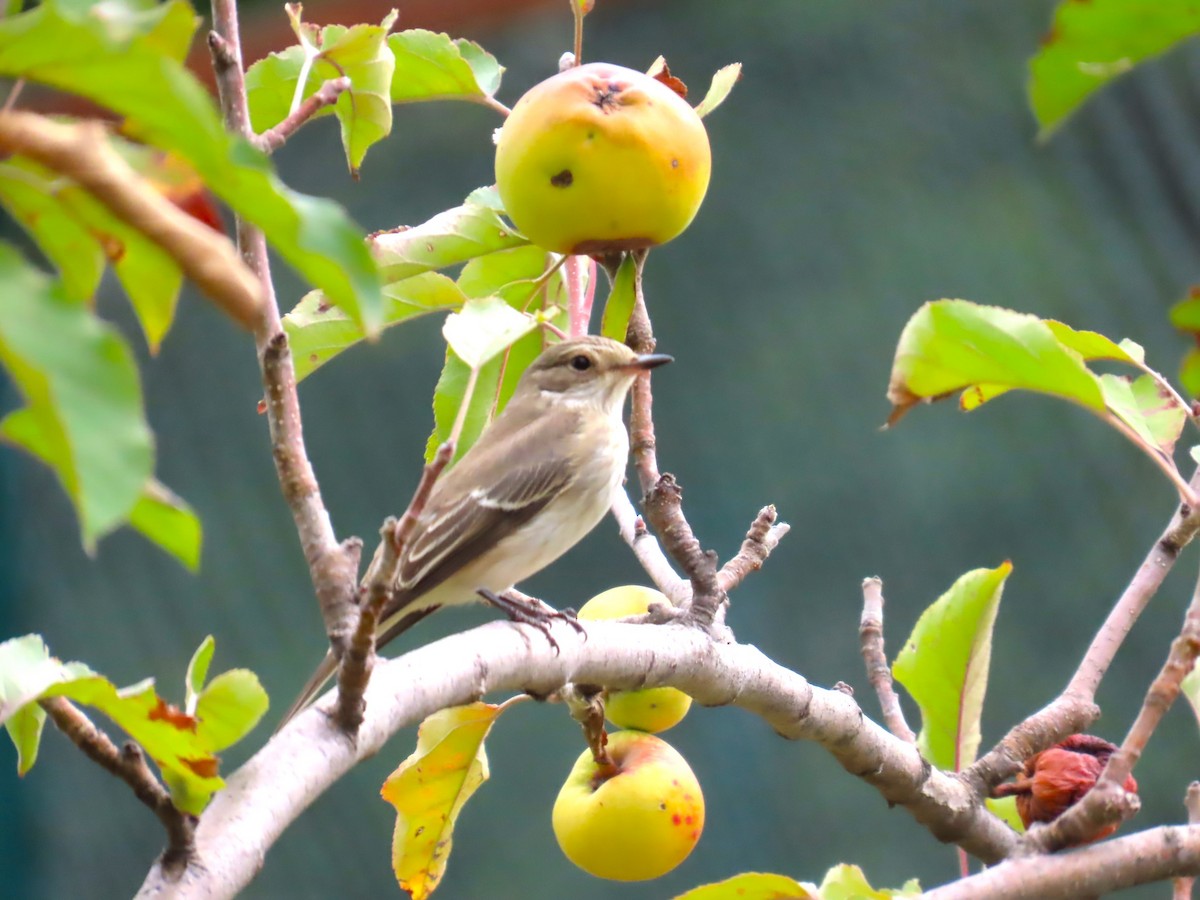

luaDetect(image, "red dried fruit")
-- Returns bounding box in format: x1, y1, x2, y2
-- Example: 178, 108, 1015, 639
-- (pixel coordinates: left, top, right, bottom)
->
992, 734, 1138, 842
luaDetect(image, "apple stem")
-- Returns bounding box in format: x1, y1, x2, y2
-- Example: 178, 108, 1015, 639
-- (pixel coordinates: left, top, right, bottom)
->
572, 3, 584, 66
565, 254, 596, 337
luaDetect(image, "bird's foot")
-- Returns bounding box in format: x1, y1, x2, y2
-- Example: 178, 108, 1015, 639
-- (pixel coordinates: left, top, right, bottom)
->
477, 589, 585, 655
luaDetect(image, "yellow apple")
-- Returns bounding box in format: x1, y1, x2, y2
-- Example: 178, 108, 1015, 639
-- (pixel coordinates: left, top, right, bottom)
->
552, 730, 704, 881
494, 62, 712, 254
577, 586, 693, 733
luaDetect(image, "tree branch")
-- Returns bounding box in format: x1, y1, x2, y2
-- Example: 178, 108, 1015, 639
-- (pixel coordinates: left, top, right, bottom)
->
610, 486, 690, 605
1021, 560, 1200, 853
0, 111, 262, 328
859, 576, 916, 743
923, 825, 1200, 900
336, 443, 454, 730
253, 77, 352, 154
717, 505, 790, 594
136, 620, 1018, 898
41, 697, 195, 872
209, 0, 362, 658
965, 478, 1200, 796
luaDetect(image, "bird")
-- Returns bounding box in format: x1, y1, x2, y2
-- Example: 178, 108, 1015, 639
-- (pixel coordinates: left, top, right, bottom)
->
279, 334, 672, 726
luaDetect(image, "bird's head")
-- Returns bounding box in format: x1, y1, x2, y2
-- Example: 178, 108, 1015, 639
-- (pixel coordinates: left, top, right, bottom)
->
519, 335, 672, 413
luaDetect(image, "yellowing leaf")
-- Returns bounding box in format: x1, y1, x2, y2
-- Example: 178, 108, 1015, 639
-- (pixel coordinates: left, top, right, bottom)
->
893, 564, 1011, 772
380, 702, 509, 900
673, 872, 818, 899
694, 62, 742, 118
819, 864, 921, 899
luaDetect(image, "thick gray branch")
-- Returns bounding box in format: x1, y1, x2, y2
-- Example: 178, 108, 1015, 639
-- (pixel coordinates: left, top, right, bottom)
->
136, 621, 1015, 898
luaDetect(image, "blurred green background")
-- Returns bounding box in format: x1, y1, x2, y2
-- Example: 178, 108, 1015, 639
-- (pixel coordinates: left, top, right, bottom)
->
4, 0, 1200, 896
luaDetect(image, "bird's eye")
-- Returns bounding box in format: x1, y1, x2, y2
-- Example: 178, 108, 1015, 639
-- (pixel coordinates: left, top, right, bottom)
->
570, 354, 592, 371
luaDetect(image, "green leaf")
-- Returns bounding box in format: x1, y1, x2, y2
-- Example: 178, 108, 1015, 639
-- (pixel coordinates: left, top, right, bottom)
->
426, 349, 502, 463
0, 245, 152, 548
887, 300, 1106, 425
0, 0, 384, 335
369, 187, 529, 284
129, 478, 202, 570
194, 669, 268, 751
0, 633, 267, 813
184, 635, 215, 714
0, 161, 104, 302
599, 252, 636, 341
673, 872, 818, 899
893, 563, 1011, 771
1183, 662, 1200, 734
1171, 290, 1200, 333
284, 272, 467, 383
0, 634, 88, 774
457, 246, 566, 411
986, 796, 1025, 833
693, 62, 742, 119
388, 29, 503, 105
246, 11, 397, 174
442, 296, 539, 370
381, 702, 509, 900
1044, 320, 1143, 365
1100, 373, 1187, 455
1029, 0, 1200, 137
1181, 347, 1200, 398
0, 151, 186, 350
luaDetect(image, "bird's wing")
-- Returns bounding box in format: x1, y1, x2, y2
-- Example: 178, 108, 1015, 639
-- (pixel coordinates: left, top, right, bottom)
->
397, 455, 572, 594
379, 407, 582, 633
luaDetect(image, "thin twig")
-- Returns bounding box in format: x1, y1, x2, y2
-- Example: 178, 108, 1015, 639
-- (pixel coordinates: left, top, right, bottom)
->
2, 77, 25, 113
618, 249, 730, 628
41, 697, 195, 871
1022, 564, 1200, 853
336, 443, 455, 730
254, 77, 351, 153
610, 486, 690, 605
922, 825, 1200, 900
965, 474, 1200, 796
210, 0, 363, 662
717, 505, 791, 594
0, 111, 262, 327
859, 577, 916, 743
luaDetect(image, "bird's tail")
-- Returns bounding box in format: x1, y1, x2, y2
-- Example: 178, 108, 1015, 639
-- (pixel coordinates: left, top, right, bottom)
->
275, 605, 441, 732
275, 650, 338, 732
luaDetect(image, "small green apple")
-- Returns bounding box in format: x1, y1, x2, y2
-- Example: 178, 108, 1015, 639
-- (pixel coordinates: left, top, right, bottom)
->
552, 730, 704, 881
494, 62, 712, 254
577, 586, 693, 733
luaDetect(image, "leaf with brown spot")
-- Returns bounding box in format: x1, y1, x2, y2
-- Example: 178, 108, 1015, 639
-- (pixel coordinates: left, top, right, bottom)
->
381, 699, 523, 899
148, 697, 198, 732
181, 756, 220, 779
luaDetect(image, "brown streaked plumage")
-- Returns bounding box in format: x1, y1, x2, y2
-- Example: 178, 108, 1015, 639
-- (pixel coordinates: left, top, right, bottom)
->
280, 336, 671, 726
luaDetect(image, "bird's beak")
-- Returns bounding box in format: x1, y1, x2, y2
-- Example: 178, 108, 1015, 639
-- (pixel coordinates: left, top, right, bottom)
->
626, 353, 673, 371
